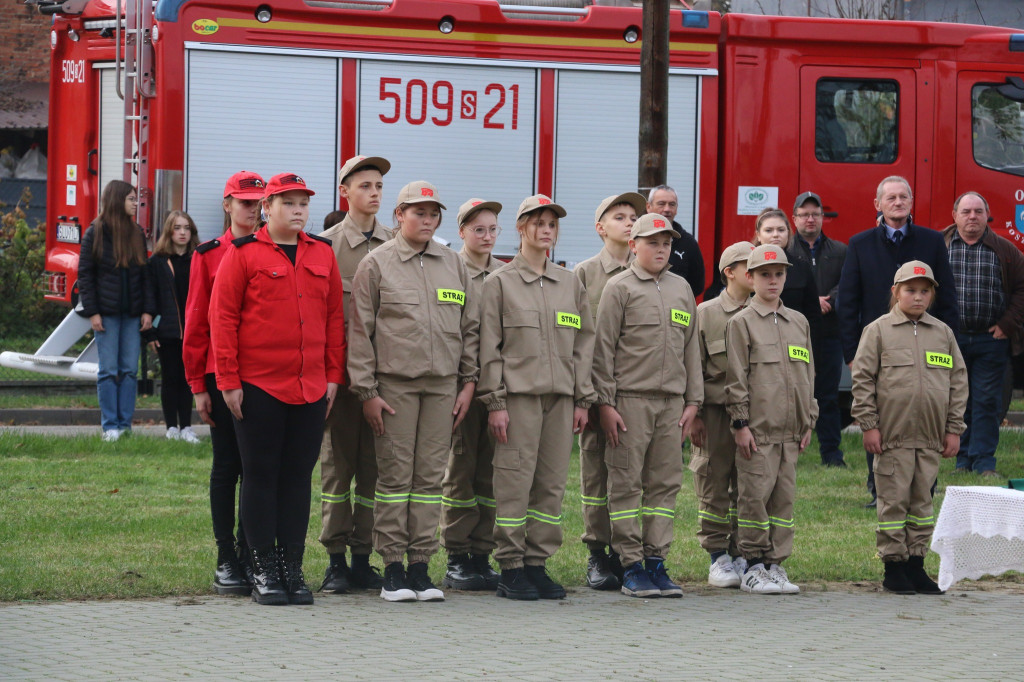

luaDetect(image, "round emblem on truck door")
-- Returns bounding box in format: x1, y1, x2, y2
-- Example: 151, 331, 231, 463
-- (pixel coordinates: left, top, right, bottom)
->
192, 19, 220, 35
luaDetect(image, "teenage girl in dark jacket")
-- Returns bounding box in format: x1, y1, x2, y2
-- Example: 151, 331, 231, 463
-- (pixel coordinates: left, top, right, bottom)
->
145, 210, 200, 442
77, 180, 156, 441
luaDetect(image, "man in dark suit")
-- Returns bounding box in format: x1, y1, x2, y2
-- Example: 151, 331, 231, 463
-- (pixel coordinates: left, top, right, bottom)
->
837, 175, 958, 507
647, 184, 705, 297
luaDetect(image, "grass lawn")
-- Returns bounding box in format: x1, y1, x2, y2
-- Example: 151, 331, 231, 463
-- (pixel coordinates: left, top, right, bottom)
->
0, 391, 162, 410
1, 429, 1022, 601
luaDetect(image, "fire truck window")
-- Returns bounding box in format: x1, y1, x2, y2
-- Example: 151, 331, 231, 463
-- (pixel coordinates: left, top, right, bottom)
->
972, 84, 1024, 177
815, 80, 898, 164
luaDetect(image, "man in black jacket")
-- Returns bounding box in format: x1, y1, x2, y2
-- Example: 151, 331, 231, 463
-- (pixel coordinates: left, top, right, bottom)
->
787, 191, 847, 468
837, 176, 958, 506
647, 185, 705, 297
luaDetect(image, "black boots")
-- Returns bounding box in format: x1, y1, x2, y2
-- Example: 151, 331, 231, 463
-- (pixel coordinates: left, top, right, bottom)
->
320, 553, 350, 593
525, 564, 566, 600
213, 544, 251, 596
496, 567, 539, 601
882, 560, 916, 595
443, 553, 486, 590
471, 554, 501, 590
906, 555, 944, 594
249, 545, 288, 605
279, 544, 314, 605
349, 553, 384, 590
585, 547, 621, 591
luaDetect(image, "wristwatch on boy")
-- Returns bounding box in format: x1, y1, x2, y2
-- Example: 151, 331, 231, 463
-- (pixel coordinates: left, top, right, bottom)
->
731, 419, 749, 430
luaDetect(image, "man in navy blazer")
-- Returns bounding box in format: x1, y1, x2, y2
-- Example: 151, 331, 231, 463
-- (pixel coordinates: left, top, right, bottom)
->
837, 175, 958, 506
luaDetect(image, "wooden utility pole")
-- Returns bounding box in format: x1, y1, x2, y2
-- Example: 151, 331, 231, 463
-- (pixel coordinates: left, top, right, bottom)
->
638, 0, 670, 197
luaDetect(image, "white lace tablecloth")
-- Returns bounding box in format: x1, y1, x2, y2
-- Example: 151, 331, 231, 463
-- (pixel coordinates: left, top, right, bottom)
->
931, 485, 1024, 591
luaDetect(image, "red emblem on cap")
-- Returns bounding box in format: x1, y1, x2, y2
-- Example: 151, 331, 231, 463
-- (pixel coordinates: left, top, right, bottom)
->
653, 219, 665, 228
538, 198, 551, 205
914, 266, 926, 275
765, 251, 777, 260
421, 188, 434, 197
472, 200, 482, 206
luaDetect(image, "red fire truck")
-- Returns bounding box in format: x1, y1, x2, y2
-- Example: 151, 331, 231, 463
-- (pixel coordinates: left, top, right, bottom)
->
3, 0, 1024, 378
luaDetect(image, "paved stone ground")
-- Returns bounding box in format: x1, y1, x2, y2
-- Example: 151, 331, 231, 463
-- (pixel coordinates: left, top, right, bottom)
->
3, 588, 1022, 680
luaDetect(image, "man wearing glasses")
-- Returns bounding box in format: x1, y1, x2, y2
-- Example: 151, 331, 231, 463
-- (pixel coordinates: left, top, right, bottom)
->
787, 191, 847, 468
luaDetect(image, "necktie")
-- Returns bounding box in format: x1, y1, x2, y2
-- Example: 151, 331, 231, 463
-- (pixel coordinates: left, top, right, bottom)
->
892, 230, 903, 248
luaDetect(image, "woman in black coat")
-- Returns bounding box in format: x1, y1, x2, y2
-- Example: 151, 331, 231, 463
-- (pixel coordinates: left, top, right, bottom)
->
145, 210, 200, 442
77, 180, 156, 440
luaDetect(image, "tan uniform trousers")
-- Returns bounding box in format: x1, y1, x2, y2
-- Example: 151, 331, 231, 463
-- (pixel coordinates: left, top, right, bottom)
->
440, 400, 496, 555
874, 447, 939, 561
373, 374, 457, 565
493, 393, 574, 570
319, 387, 377, 555
689, 404, 739, 556
578, 419, 611, 551
735, 441, 798, 564
606, 395, 684, 568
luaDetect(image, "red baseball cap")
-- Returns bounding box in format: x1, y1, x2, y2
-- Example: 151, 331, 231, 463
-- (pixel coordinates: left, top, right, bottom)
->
223, 171, 266, 200
264, 172, 316, 198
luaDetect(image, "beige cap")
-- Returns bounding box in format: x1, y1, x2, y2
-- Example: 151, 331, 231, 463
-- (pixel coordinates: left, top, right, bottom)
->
457, 198, 502, 227
747, 244, 791, 270
630, 213, 681, 240
396, 181, 446, 209
516, 194, 567, 222
893, 260, 938, 287
718, 241, 755, 273
339, 155, 391, 183
595, 192, 647, 223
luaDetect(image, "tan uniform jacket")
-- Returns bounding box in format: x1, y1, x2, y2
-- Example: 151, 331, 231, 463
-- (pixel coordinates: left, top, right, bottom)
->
318, 215, 392, 329
725, 299, 818, 444
696, 290, 748, 408
851, 308, 967, 449
592, 261, 703, 406
478, 253, 596, 411
347, 232, 480, 401
574, 246, 632, 325
460, 246, 501, 296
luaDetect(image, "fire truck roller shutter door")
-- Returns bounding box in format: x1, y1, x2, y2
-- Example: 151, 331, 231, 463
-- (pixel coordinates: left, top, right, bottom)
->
356, 60, 537, 258
184, 49, 340, 242
553, 71, 701, 265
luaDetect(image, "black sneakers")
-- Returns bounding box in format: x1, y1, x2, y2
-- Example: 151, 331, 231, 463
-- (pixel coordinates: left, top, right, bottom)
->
349, 553, 384, 590
407, 562, 445, 601
471, 553, 501, 590
320, 554, 350, 593
882, 560, 916, 595
525, 564, 566, 600
381, 562, 416, 602
496, 567, 539, 601
585, 548, 620, 591
443, 553, 486, 591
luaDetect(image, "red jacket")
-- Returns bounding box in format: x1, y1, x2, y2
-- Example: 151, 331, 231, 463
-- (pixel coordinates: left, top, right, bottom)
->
183, 230, 234, 394
210, 228, 345, 404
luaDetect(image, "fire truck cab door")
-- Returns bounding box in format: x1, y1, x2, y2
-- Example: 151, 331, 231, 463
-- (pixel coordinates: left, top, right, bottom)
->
799, 66, 916, 238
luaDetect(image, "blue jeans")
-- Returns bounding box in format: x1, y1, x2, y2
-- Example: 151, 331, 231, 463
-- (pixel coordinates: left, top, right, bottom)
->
955, 332, 1008, 473
95, 314, 141, 432
814, 335, 844, 464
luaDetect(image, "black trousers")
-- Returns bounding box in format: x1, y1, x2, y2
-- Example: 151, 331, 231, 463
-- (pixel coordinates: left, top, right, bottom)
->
156, 339, 192, 428
233, 382, 327, 548
207, 374, 245, 549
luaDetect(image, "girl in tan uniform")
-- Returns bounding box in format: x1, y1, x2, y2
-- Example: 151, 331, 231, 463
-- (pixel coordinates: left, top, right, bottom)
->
441, 198, 504, 591
348, 181, 480, 603
478, 194, 596, 601
851, 261, 966, 595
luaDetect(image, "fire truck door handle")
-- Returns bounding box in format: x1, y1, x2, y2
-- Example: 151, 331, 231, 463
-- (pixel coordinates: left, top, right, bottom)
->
88, 149, 98, 176
824, 211, 838, 219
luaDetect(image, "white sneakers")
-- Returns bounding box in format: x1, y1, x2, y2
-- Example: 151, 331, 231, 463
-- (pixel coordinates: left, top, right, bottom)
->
732, 556, 748, 578
167, 426, 201, 443
708, 554, 741, 588
102, 429, 122, 442
179, 427, 201, 444
768, 563, 800, 594
740, 563, 782, 594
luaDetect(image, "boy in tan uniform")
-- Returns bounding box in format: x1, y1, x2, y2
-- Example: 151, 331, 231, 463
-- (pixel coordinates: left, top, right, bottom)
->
593, 213, 703, 598
441, 198, 504, 591
348, 181, 480, 602
851, 261, 967, 594
690, 241, 754, 589
317, 155, 392, 593
573, 191, 647, 591
725, 244, 817, 595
